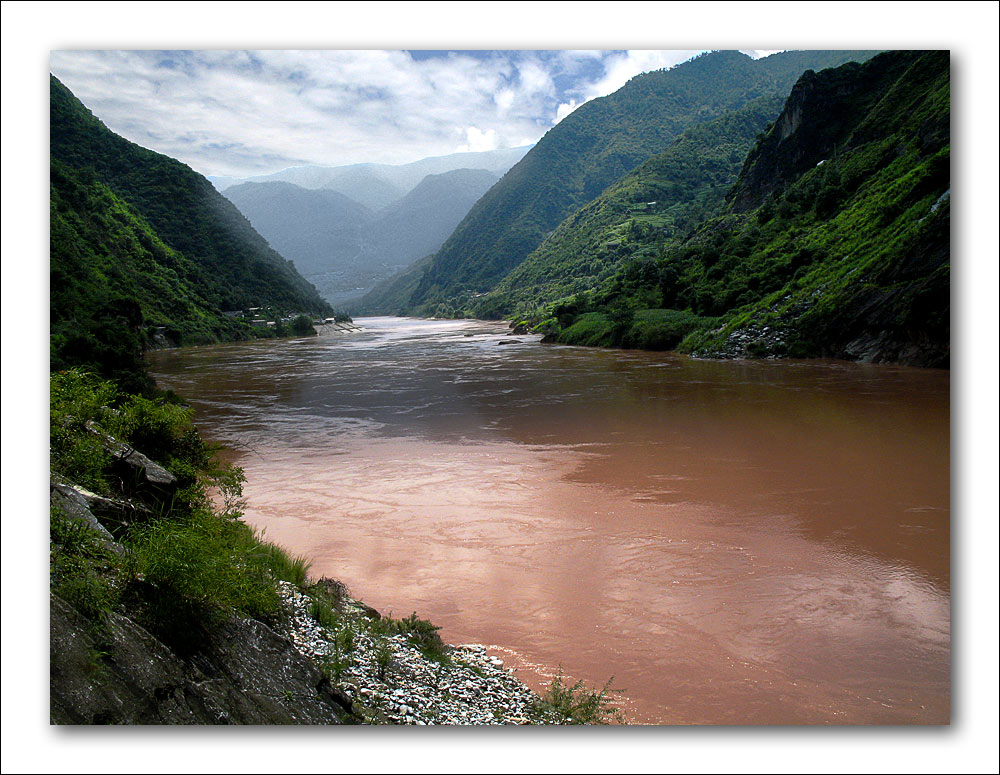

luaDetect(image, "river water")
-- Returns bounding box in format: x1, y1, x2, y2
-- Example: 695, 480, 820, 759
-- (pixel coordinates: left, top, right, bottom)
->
147, 316, 950, 724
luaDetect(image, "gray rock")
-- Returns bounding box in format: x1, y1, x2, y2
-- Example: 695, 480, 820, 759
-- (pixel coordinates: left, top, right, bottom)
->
50, 482, 124, 555
50, 594, 359, 725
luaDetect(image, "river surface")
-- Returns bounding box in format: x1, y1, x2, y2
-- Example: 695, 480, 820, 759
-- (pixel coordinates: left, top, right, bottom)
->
147, 317, 950, 724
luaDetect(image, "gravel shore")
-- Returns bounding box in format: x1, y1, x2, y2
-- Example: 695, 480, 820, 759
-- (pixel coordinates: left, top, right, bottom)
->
276, 581, 553, 725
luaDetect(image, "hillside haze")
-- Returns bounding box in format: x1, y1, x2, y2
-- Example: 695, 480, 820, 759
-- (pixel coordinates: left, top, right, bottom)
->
224, 168, 501, 305
211, 146, 531, 203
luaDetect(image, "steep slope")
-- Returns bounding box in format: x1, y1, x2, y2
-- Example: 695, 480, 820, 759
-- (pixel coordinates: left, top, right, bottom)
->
399, 50, 878, 316
476, 94, 785, 318
544, 51, 949, 367
222, 181, 376, 303
50, 75, 331, 317
685, 49, 951, 365
367, 168, 500, 271
348, 253, 436, 316
50, 160, 255, 391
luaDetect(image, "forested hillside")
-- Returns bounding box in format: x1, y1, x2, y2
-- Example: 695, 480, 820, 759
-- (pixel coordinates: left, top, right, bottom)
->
542, 50, 950, 367
49, 75, 333, 388
388, 50, 878, 317
476, 94, 785, 319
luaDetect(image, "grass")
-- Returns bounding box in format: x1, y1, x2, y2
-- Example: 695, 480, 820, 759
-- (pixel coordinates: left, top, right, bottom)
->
49, 504, 122, 634
50, 369, 320, 650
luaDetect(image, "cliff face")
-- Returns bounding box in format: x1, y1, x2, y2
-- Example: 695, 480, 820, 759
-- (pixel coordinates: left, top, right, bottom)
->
681, 50, 951, 367
50, 594, 357, 725
727, 51, 949, 213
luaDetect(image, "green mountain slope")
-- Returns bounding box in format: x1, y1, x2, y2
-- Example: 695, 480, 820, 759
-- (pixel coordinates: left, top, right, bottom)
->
476, 94, 785, 318
545, 50, 950, 367
50, 75, 331, 316
393, 50, 878, 316
51, 161, 254, 390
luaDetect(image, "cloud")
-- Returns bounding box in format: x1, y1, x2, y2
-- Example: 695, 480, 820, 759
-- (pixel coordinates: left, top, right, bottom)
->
457, 127, 499, 153
576, 50, 706, 103
48, 49, 708, 178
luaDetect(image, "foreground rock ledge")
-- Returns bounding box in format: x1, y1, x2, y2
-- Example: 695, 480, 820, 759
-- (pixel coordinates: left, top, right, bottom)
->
49, 579, 558, 725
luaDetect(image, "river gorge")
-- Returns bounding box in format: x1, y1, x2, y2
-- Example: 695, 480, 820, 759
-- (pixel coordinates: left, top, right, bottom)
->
147, 316, 950, 725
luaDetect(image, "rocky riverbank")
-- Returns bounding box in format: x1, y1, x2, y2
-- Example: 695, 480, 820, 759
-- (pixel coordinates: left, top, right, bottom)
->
276, 581, 551, 724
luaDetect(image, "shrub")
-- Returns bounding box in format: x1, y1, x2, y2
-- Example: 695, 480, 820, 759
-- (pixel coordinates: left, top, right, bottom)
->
531, 669, 623, 725
50, 370, 117, 491
290, 314, 317, 337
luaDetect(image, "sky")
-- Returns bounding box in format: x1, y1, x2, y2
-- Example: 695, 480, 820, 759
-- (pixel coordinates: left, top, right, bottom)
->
50, 48, 773, 178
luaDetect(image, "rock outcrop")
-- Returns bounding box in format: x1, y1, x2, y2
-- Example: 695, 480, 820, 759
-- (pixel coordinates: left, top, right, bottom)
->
50, 594, 358, 725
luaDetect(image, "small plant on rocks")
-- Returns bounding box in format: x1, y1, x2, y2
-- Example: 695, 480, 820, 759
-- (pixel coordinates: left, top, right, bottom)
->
531, 669, 623, 725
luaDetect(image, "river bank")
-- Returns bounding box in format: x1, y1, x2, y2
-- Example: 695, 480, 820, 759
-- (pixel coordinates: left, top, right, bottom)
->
276, 580, 610, 724
48, 366, 613, 725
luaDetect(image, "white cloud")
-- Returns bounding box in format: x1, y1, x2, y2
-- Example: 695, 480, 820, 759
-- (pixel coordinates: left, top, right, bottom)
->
741, 49, 785, 59
555, 100, 580, 123
47, 49, 709, 177
457, 127, 499, 153
578, 49, 705, 103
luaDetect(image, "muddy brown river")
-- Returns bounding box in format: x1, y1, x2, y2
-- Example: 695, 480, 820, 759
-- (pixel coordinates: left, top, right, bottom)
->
147, 316, 950, 724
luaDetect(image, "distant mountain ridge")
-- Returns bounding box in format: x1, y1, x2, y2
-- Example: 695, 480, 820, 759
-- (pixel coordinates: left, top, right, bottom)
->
211, 145, 531, 208
223, 168, 501, 305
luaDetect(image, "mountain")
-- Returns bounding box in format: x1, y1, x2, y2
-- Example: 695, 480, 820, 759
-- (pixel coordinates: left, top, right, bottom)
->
392, 50, 879, 317
49, 75, 333, 388
222, 181, 376, 302
365, 168, 501, 272
543, 51, 949, 367
223, 168, 500, 305
474, 94, 786, 318
210, 146, 531, 205
348, 253, 436, 317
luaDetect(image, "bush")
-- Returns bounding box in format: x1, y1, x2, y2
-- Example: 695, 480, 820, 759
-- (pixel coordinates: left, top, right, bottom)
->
531, 669, 623, 724
50, 370, 117, 491
290, 315, 317, 337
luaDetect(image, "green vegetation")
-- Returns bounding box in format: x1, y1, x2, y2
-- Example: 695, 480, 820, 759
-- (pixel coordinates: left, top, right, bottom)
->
524, 50, 949, 367
50, 76, 331, 316
49, 370, 313, 648
530, 669, 623, 725
478, 95, 785, 319
50, 75, 336, 390
379, 50, 877, 318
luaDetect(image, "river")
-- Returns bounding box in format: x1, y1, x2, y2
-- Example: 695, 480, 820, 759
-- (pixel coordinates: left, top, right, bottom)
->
147, 316, 950, 724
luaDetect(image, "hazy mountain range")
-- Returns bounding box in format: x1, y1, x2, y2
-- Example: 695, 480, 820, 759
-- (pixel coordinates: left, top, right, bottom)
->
215, 146, 531, 303
222, 166, 505, 305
